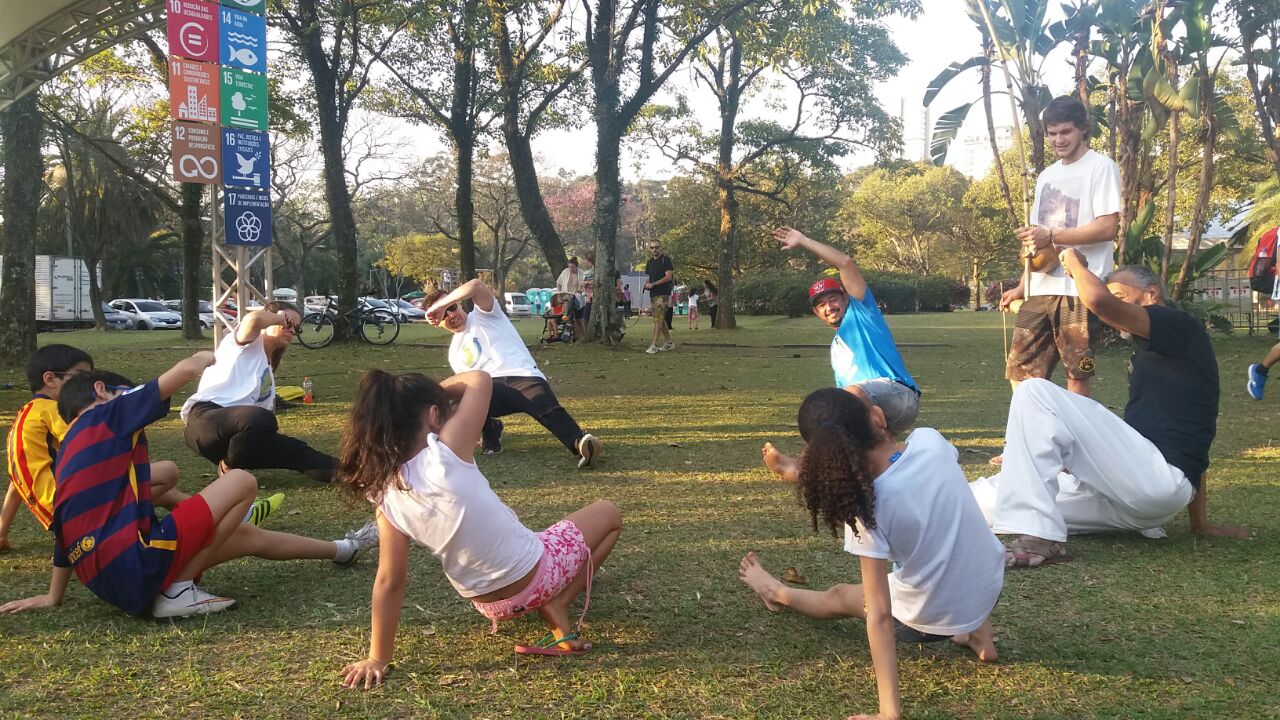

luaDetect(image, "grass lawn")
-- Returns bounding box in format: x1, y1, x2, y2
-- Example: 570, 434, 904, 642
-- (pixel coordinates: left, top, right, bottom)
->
1, 313, 1278, 719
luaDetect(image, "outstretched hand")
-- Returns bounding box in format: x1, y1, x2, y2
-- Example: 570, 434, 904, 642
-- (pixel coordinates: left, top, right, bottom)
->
773, 226, 807, 250
341, 658, 390, 690
0, 594, 58, 614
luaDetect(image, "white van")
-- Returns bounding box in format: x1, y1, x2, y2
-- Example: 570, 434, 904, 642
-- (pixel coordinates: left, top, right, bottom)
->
273, 287, 298, 302
504, 292, 532, 317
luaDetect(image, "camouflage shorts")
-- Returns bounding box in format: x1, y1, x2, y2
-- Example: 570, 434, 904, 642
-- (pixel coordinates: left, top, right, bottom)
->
651, 294, 670, 321
1005, 295, 1099, 381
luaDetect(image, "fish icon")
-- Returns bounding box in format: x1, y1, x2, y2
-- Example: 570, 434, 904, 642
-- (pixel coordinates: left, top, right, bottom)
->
228, 46, 258, 66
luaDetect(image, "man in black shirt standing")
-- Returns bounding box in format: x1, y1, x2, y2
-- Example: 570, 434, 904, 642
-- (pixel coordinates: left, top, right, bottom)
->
644, 240, 675, 353
970, 249, 1246, 568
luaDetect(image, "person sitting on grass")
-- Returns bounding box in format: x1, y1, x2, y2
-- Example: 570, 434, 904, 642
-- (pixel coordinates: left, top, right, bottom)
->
425, 279, 602, 468
762, 227, 920, 483
181, 302, 336, 482
1, 344, 94, 553
335, 370, 622, 688
969, 252, 1248, 570
740, 388, 1002, 720
0, 354, 378, 619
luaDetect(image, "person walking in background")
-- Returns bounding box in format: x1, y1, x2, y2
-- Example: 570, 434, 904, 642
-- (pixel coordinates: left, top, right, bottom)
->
644, 241, 675, 353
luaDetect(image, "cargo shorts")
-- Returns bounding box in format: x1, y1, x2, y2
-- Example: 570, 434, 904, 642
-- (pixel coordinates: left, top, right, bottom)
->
1005, 295, 1099, 381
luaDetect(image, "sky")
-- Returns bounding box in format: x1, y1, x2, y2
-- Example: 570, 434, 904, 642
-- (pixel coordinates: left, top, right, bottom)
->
376, 0, 1077, 182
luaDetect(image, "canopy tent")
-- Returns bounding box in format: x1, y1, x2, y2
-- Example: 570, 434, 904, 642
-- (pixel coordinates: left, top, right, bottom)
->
0, 0, 163, 112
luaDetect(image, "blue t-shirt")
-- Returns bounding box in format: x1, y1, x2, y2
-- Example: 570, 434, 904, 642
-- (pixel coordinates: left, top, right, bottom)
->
830, 288, 918, 392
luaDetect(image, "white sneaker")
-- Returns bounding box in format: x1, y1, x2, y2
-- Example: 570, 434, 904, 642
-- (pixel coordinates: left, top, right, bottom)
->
152, 582, 237, 618
577, 433, 602, 469
334, 519, 380, 565
1138, 526, 1168, 539
645, 345, 659, 354
661, 341, 675, 351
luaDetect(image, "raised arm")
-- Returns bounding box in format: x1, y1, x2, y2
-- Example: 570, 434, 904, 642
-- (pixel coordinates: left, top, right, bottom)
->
435, 371, 493, 461
425, 279, 496, 323
1059, 248, 1150, 339
157, 351, 216, 401
342, 510, 410, 689
851, 556, 901, 720
774, 227, 868, 302
236, 308, 291, 345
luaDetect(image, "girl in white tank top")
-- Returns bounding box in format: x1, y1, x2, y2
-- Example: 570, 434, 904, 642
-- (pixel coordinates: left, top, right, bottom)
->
334, 369, 622, 689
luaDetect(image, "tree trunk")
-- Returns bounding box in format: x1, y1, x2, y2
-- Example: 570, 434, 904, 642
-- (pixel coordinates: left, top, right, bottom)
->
451, 8, 478, 281
981, 45, 1018, 227
1173, 72, 1217, 301
86, 255, 106, 331
489, 5, 568, 277
181, 182, 205, 340
713, 33, 742, 330
455, 135, 477, 280
587, 121, 624, 344
297, 0, 358, 339
0, 89, 42, 362
1242, 36, 1280, 180
972, 256, 982, 310
1116, 97, 1142, 262
1160, 110, 1179, 283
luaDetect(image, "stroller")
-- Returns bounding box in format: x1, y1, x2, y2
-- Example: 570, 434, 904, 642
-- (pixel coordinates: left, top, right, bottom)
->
540, 293, 575, 344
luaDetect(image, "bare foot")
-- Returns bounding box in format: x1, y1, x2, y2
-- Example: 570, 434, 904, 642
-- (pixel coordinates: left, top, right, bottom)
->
739, 552, 784, 612
761, 443, 799, 482
0, 535, 11, 553
1192, 523, 1251, 539
950, 618, 997, 662
534, 603, 590, 651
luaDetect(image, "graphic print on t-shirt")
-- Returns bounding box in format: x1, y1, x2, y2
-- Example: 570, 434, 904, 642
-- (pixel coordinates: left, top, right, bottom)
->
458, 335, 483, 368
256, 367, 273, 402
1037, 179, 1082, 229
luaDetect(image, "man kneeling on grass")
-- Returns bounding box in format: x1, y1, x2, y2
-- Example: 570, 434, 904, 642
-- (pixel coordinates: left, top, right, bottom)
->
0, 353, 377, 619
969, 251, 1248, 569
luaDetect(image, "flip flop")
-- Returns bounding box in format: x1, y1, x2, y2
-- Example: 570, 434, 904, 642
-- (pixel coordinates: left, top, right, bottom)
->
514, 632, 592, 657
1005, 536, 1072, 570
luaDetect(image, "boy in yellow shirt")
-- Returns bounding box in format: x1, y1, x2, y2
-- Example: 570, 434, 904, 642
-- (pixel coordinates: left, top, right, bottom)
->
1, 345, 93, 550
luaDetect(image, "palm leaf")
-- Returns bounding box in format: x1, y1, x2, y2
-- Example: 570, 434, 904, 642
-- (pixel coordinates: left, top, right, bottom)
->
1192, 240, 1229, 274
924, 56, 987, 107
1127, 201, 1158, 248
929, 102, 976, 165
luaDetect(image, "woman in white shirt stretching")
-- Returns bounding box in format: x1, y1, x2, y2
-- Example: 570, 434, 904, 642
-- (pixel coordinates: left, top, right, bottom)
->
739, 387, 1002, 720
336, 369, 622, 689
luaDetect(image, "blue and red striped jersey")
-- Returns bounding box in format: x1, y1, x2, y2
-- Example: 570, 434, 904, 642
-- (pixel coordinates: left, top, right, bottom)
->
52, 380, 175, 616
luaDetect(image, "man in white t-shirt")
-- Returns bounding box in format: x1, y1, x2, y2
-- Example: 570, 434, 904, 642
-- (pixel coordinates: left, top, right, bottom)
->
425, 280, 602, 468
555, 257, 586, 341
998, 96, 1121, 400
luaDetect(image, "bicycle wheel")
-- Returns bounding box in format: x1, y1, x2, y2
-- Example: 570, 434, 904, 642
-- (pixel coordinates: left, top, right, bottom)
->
297, 312, 336, 348
360, 308, 400, 345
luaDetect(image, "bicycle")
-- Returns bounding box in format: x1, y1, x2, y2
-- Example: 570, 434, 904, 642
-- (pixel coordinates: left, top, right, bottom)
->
297, 297, 400, 348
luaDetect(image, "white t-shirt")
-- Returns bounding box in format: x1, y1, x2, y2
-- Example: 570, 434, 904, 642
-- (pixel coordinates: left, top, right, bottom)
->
181, 333, 275, 420
379, 434, 543, 598
688, 293, 699, 309
1028, 149, 1122, 297
843, 428, 1004, 635
447, 303, 545, 380
555, 267, 584, 302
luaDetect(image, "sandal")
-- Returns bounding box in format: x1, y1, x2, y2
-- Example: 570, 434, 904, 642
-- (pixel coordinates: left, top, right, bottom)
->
1005, 535, 1072, 570
514, 632, 592, 657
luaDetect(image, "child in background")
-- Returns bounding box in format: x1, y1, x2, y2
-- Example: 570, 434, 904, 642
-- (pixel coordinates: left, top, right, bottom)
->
1, 345, 93, 552
336, 370, 621, 689
0, 354, 378, 618
687, 287, 700, 330
739, 388, 1002, 720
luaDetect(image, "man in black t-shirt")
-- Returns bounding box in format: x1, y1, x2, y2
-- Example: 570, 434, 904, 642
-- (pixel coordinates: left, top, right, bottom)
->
643, 241, 675, 353
970, 249, 1247, 569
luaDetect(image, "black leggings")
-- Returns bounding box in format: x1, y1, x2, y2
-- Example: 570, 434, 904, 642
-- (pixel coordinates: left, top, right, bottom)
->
482, 376, 585, 455
184, 402, 336, 481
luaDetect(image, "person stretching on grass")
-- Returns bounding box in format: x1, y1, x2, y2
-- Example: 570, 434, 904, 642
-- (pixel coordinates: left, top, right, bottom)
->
762, 227, 920, 483
335, 370, 622, 688
0, 356, 377, 618
740, 388, 1002, 720
424, 279, 602, 468
969, 252, 1248, 569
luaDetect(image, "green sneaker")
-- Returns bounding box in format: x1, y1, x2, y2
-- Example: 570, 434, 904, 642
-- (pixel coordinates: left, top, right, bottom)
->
244, 493, 285, 527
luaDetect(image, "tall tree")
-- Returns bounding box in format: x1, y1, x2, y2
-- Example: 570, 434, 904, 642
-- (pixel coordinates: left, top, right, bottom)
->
581, 0, 755, 343
0, 88, 42, 362
275, 0, 404, 340
1233, 0, 1280, 181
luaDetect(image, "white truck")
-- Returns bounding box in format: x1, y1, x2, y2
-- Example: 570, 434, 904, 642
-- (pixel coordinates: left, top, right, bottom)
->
0, 255, 99, 329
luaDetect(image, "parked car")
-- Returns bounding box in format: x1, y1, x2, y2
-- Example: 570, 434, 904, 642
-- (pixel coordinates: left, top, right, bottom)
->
504, 292, 532, 317
100, 303, 135, 330
162, 299, 231, 329
108, 299, 183, 330
382, 298, 426, 322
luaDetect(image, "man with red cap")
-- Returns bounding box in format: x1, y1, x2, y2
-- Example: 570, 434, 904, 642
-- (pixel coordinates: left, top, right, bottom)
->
762, 227, 920, 481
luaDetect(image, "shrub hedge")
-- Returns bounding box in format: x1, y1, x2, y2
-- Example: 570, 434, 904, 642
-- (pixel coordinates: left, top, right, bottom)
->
734, 270, 969, 316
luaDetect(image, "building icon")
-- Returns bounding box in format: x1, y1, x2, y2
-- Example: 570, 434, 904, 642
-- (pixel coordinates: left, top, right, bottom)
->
179, 85, 217, 123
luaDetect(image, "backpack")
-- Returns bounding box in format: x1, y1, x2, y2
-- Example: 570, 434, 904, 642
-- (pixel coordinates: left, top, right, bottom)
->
1248, 227, 1280, 295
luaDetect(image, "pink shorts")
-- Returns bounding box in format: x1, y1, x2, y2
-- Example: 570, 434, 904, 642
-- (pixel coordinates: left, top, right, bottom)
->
471, 520, 591, 632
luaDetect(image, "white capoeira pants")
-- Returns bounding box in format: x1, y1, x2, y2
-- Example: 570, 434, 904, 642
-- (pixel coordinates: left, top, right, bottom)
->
969, 379, 1195, 542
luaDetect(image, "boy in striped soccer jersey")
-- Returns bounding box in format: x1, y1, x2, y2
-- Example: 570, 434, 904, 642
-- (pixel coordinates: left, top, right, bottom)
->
0, 352, 378, 618
1, 345, 94, 552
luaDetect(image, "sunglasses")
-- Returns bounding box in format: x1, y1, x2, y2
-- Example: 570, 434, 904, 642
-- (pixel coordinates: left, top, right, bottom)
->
444, 303, 459, 314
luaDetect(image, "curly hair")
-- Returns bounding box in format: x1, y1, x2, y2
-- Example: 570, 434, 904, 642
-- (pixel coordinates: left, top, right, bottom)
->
795, 388, 885, 539
335, 370, 451, 507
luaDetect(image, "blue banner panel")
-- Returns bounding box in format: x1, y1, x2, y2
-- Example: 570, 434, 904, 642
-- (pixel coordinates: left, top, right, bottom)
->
224, 188, 272, 246
218, 6, 267, 74
221, 128, 270, 190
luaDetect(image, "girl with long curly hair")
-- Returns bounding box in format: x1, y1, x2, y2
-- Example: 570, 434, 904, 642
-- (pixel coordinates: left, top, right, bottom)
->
739, 387, 1003, 720
335, 369, 621, 690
